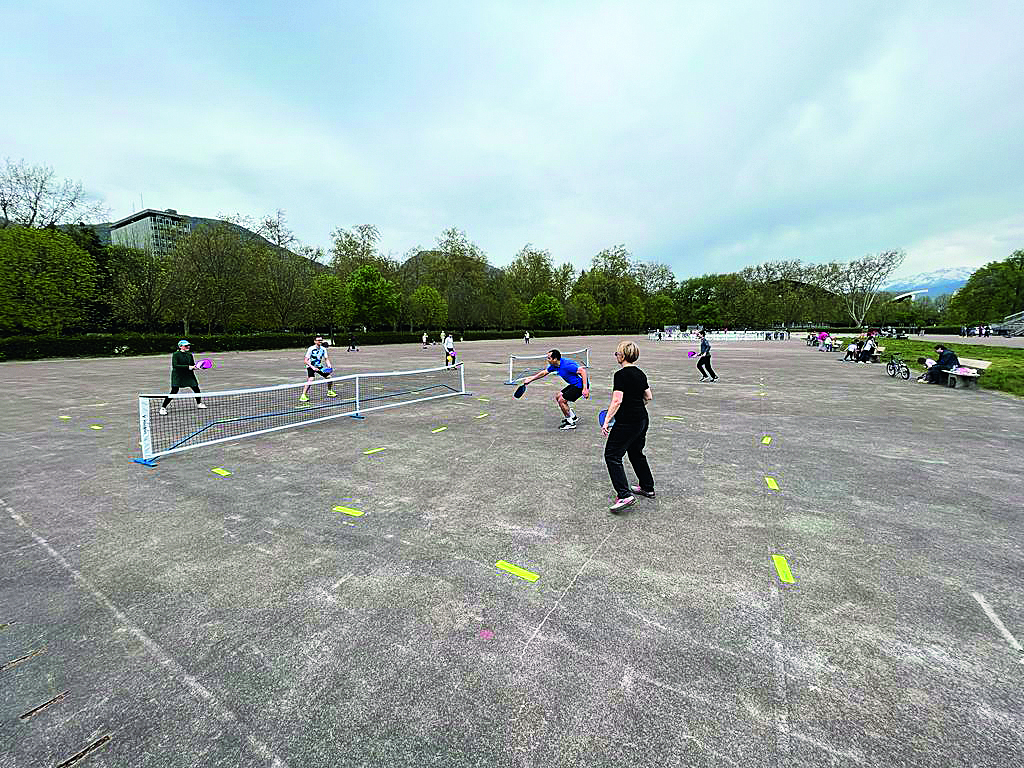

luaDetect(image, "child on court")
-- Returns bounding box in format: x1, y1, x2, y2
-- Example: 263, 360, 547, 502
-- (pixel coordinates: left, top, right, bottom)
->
300, 335, 338, 402
602, 341, 654, 512
519, 349, 590, 430
444, 333, 457, 366
159, 340, 206, 415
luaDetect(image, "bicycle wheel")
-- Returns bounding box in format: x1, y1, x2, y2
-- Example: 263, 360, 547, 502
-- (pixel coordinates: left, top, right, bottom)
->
886, 362, 896, 377
900, 365, 911, 380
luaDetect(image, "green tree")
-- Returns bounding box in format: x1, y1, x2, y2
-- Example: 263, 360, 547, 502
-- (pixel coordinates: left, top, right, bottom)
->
567, 292, 599, 329
644, 294, 676, 328
528, 292, 565, 329
109, 245, 176, 331
813, 250, 906, 328
408, 284, 448, 329
434, 228, 491, 330
631, 261, 676, 297
501, 296, 528, 329
620, 294, 646, 331
253, 247, 315, 330
946, 252, 1024, 323
330, 224, 399, 279
309, 274, 354, 334
0, 226, 97, 334
600, 304, 620, 328
506, 244, 554, 301
347, 264, 401, 329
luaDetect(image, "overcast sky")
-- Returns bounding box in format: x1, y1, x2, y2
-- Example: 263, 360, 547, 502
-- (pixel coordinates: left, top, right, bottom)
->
3, 1, 1022, 279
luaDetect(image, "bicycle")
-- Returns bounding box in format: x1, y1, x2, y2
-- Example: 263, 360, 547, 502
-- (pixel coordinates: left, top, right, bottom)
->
886, 354, 911, 380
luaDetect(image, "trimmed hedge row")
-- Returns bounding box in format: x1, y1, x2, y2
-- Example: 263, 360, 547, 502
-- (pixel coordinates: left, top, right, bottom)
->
0, 329, 649, 362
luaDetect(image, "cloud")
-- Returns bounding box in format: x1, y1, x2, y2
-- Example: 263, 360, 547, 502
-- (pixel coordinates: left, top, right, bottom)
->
1, 0, 1022, 278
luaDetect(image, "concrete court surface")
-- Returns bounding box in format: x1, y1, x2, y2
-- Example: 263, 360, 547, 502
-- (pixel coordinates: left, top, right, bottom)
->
1, 336, 1022, 768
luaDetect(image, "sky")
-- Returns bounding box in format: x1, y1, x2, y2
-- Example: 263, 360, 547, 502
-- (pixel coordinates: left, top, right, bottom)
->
3, 0, 1022, 280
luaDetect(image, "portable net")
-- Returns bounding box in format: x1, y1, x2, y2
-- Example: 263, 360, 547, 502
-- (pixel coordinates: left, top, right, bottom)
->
506, 347, 590, 384
138, 363, 465, 460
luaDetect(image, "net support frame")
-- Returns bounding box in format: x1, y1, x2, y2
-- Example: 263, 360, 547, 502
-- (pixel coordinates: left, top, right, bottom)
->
506, 347, 590, 384
134, 362, 466, 463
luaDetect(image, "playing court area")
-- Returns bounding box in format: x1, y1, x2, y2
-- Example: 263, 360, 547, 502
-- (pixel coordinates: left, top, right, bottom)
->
2, 336, 1022, 767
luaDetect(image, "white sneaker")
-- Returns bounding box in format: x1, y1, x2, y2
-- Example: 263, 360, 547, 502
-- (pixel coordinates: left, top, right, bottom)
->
699, 376, 710, 382
197, 403, 207, 409
159, 407, 167, 415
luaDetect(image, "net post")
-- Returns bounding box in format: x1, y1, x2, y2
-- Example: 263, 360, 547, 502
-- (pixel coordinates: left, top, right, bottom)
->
350, 374, 365, 419
459, 361, 471, 395
132, 396, 158, 467
506, 355, 515, 385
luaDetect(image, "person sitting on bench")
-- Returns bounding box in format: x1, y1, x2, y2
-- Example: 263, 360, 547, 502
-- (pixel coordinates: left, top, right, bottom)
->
918, 345, 959, 383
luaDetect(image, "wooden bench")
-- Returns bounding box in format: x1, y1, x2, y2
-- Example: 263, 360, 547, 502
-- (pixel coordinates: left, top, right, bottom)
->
941, 357, 992, 390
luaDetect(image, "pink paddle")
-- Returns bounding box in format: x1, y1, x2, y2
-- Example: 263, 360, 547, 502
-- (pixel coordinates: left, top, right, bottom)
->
198, 358, 213, 369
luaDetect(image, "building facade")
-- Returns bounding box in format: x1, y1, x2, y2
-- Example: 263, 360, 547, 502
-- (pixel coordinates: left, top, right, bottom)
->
109, 208, 192, 256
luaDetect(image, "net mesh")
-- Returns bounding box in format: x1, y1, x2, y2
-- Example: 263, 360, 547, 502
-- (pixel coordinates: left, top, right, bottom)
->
507, 348, 590, 383
140, 364, 464, 459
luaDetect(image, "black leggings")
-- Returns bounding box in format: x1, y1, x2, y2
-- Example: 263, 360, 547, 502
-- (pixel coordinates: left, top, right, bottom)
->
162, 386, 202, 408
604, 416, 655, 499
697, 353, 716, 379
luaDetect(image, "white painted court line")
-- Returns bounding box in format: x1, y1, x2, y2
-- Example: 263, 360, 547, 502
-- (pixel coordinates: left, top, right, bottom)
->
4, 501, 289, 768
971, 592, 1024, 661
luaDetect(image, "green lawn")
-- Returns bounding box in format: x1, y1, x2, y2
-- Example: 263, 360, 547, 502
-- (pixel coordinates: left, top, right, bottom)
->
871, 339, 1024, 398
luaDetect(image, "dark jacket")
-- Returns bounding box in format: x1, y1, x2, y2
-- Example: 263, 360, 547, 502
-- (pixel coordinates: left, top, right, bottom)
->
170, 350, 198, 388
699, 338, 711, 356
935, 349, 960, 370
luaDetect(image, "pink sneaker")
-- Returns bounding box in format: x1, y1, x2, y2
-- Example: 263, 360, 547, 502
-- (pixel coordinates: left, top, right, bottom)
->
609, 496, 636, 512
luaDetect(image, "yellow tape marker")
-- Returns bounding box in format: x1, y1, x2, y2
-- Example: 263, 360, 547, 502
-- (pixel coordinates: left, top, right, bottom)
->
664, 415, 685, 420
333, 506, 363, 517
758, 392, 768, 396
59, 415, 72, 420
686, 391, 699, 395
495, 560, 539, 582
761, 436, 772, 445
475, 413, 489, 419
211, 468, 232, 476
363, 447, 386, 455
89, 425, 103, 430
772, 554, 795, 584
431, 426, 448, 433
765, 476, 779, 490
476, 397, 490, 402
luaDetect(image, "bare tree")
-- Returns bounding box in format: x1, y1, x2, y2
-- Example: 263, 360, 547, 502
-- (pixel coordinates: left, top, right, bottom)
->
0, 158, 107, 228
254, 208, 299, 251
813, 250, 906, 328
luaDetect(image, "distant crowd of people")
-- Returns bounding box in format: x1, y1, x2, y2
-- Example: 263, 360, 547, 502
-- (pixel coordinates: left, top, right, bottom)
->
961, 325, 992, 337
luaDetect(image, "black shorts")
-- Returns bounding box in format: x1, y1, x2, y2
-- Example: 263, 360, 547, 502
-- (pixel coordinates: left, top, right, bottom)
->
307, 367, 331, 379
561, 384, 583, 402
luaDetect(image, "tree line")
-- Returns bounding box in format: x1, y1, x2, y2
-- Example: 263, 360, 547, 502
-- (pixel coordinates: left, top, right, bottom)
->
1, 159, 1022, 337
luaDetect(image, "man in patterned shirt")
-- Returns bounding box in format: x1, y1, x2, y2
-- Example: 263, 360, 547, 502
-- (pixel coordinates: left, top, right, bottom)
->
300, 335, 338, 402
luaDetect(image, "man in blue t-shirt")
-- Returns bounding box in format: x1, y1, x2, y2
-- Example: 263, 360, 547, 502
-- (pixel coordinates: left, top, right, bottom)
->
519, 349, 590, 430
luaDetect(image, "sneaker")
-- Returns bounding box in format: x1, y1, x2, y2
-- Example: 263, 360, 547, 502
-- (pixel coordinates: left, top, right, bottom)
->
631, 486, 655, 498
197, 402, 207, 409
610, 496, 636, 512
699, 376, 709, 382
709, 378, 718, 382
326, 389, 337, 397
159, 407, 167, 415
299, 394, 309, 402
558, 420, 577, 430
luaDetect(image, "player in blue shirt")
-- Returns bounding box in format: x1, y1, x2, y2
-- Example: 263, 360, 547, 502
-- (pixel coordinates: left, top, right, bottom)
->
519, 349, 590, 430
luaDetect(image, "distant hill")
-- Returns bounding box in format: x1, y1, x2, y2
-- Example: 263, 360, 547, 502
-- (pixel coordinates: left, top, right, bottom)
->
884, 266, 975, 297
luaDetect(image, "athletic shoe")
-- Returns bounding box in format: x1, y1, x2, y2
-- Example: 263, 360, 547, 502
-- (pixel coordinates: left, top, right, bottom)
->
610, 496, 636, 512
699, 376, 710, 382
631, 485, 655, 498
197, 403, 207, 409
299, 394, 309, 402
159, 407, 167, 415
558, 420, 577, 430
326, 389, 337, 397
709, 378, 718, 382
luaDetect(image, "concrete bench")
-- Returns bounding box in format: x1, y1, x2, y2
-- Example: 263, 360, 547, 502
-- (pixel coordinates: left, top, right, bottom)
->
941, 358, 992, 390
869, 346, 886, 364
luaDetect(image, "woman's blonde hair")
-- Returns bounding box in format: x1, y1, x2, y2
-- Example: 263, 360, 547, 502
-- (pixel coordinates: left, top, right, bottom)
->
616, 341, 640, 363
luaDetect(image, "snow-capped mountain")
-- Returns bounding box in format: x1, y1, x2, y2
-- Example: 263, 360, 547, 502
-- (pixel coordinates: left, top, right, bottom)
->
884, 267, 975, 297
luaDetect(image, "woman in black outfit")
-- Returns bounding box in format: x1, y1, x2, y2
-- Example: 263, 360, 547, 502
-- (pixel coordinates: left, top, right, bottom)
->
696, 330, 717, 382
602, 341, 655, 512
